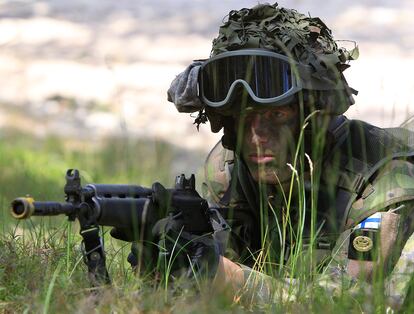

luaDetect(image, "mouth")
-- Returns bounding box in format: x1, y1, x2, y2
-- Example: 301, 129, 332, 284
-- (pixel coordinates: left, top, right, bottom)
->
249, 154, 276, 164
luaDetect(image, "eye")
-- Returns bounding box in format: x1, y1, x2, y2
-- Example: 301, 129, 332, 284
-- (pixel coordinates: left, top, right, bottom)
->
272, 110, 287, 119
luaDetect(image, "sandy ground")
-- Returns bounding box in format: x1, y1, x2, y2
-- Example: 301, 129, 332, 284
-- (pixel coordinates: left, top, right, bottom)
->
0, 0, 413, 151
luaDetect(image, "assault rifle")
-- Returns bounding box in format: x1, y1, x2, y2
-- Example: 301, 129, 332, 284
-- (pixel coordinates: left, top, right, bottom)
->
10, 169, 218, 286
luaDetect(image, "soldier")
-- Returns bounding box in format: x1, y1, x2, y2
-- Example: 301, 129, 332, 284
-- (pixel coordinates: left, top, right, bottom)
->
165, 3, 414, 311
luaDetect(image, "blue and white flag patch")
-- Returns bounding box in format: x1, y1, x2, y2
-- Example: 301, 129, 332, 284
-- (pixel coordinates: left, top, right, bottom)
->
355, 212, 382, 230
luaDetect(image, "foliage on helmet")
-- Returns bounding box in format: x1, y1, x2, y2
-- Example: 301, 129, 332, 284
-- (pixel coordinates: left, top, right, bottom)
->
211, 2, 358, 82
196, 3, 360, 150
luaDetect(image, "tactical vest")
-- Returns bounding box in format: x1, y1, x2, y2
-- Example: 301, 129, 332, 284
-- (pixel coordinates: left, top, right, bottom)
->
202, 116, 414, 278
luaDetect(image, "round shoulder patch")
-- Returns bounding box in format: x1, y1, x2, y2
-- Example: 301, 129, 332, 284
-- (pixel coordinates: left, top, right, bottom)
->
353, 235, 373, 252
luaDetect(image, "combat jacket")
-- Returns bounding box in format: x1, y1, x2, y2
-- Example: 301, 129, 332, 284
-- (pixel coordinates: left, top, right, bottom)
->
202, 116, 414, 310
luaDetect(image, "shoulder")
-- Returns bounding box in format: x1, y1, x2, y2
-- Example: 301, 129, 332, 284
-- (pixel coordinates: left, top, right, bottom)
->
331, 118, 414, 226
337, 158, 414, 281
344, 119, 414, 153
202, 140, 234, 204
346, 159, 414, 228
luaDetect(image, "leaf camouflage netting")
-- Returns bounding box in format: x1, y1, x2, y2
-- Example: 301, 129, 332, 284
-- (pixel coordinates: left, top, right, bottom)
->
211, 2, 359, 83
167, 2, 361, 129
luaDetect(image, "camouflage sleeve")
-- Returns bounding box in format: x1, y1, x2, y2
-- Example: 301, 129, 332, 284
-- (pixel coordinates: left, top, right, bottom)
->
385, 230, 414, 309
235, 264, 298, 304
233, 221, 414, 311
234, 263, 350, 305
320, 229, 414, 311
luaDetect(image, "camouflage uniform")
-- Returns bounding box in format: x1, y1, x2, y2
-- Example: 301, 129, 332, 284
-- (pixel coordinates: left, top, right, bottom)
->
167, 3, 414, 310
202, 116, 414, 310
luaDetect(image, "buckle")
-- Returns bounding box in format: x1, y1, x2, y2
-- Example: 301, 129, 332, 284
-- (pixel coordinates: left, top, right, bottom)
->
80, 239, 104, 264
337, 173, 365, 194
352, 174, 365, 194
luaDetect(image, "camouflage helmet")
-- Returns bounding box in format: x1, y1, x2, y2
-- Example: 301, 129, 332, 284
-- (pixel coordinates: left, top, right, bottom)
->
210, 3, 358, 108
202, 2, 359, 148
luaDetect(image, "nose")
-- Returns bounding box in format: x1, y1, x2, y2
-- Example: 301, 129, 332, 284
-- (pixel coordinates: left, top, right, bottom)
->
249, 113, 269, 144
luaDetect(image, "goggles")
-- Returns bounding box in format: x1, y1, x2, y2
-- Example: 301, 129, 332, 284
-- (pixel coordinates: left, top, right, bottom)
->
199, 49, 314, 108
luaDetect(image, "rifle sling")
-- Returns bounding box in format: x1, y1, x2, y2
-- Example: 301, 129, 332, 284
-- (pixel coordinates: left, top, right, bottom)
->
78, 207, 111, 286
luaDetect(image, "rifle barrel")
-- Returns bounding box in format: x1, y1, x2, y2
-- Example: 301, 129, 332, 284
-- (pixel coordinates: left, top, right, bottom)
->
11, 197, 75, 219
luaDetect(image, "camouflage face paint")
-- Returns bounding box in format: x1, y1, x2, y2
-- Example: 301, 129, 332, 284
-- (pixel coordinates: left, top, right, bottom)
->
235, 104, 299, 185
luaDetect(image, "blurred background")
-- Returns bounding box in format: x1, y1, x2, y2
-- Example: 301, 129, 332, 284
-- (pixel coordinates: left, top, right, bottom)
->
0, 0, 413, 204
0, 2, 413, 310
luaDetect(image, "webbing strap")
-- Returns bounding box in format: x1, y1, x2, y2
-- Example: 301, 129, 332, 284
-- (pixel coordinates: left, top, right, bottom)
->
328, 115, 349, 144
336, 157, 369, 194
78, 204, 111, 286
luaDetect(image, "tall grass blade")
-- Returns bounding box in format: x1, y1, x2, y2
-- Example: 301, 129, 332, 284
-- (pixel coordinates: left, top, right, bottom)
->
43, 261, 63, 314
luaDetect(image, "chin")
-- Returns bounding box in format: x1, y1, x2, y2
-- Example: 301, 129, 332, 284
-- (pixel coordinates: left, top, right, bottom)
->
252, 170, 290, 185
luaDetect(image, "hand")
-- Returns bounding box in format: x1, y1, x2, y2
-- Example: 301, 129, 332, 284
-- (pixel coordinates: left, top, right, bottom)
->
112, 180, 221, 278
153, 213, 220, 280
151, 181, 220, 280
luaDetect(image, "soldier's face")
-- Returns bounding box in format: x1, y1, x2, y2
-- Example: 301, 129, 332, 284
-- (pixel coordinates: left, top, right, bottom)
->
235, 104, 299, 185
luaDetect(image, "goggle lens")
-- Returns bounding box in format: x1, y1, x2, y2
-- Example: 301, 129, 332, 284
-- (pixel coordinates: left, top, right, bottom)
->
201, 54, 293, 104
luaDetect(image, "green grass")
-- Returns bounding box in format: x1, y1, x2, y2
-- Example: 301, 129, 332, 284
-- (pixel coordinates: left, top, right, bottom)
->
0, 131, 213, 313
1, 126, 413, 313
